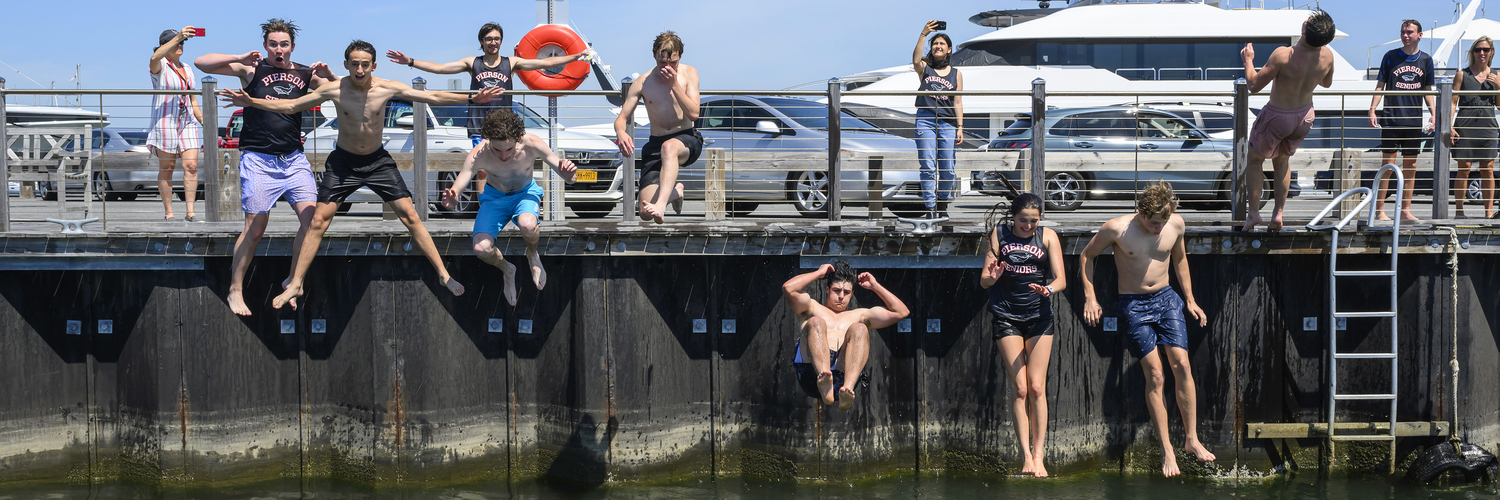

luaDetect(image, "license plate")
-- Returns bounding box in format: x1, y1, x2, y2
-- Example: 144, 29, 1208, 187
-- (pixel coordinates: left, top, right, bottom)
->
575, 170, 598, 183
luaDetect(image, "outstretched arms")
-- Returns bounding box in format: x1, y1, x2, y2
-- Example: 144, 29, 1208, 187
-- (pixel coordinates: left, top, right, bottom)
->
512, 49, 594, 72
385, 50, 472, 74
219, 79, 336, 114
194, 51, 259, 80
391, 80, 503, 106
858, 273, 910, 330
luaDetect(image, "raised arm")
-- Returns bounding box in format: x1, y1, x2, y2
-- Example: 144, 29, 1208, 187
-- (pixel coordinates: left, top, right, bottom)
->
913, 21, 937, 73
392, 80, 502, 106
385, 50, 472, 74
1169, 216, 1206, 327
858, 272, 910, 330
150, 26, 196, 74
220, 81, 334, 114
512, 49, 592, 72
527, 134, 578, 183
1241, 44, 1281, 94
193, 51, 259, 80
1078, 220, 1120, 327
782, 264, 832, 317
613, 79, 645, 157
310, 62, 340, 87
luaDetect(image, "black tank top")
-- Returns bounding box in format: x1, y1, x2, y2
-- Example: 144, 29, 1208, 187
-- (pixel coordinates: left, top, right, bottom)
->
987, 224, 1052, 321
241, 61, 314, 156
914, 65, 958, 123
467, 56, 515, 136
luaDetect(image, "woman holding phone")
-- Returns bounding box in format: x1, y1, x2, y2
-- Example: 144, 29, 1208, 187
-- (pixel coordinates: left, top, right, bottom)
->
980, 193, 1066, 477
911, 20, 963, 219
148, 26, 204, 221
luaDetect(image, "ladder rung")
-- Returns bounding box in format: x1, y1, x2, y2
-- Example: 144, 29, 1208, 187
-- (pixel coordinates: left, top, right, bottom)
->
1330, 435, 1396, 441
1333, 311, 1396, 318
1333, 353, 1397, 359
1334, 394, 1397, 400
1332, 270, 1396, 277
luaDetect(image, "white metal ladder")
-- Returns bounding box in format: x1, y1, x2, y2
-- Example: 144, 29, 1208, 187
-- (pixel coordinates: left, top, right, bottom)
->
1305, 163, 1402, 442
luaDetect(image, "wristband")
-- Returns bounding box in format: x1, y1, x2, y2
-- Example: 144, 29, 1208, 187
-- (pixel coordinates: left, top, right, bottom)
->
1045, 285, 1054, 294
408, 59, 416, 68
467, 95, 474, 104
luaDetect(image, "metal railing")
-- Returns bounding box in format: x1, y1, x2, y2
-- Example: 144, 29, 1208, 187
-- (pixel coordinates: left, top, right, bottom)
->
3, 77, 1499, 233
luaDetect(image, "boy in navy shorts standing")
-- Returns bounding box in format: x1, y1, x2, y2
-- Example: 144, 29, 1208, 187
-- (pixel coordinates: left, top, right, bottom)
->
1370, 19, 1437, 221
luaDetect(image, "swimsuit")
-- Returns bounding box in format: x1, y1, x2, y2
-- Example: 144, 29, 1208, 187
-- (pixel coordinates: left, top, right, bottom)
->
1118, 285, 1189, 358
1248, 103, 1315, 159
318, 146, 412, 203
473, 180, 544, 237
637, 128, 704, 187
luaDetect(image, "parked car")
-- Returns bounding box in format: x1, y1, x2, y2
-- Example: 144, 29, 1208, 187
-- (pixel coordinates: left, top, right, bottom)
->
611, 95, 930, 218
300, 100, 625, 218
42, 128, 204, 202
217, 107, 327, 150
840, 102, 989, 150
979, 107, 1298, 211
1119, 101, 1255, 140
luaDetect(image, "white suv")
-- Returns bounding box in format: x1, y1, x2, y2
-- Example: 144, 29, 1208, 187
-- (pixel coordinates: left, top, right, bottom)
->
301, 100, 626, 218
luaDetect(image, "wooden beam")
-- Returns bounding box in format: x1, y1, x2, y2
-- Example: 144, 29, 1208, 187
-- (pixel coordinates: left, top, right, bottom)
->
1245, 421, 1450, 439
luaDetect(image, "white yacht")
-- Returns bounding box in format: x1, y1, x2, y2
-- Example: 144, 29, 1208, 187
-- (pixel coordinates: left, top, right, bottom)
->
838, 0, 1377, 149
3, 104, 109, 128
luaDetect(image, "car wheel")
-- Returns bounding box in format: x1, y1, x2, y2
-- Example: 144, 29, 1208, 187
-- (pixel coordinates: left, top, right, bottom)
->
93, 173, 110, 201
788, 171, 836, 218
727, 201, 759, 218
568, 202, 615, 219
434, 172, 476, 218
1042, 171, 1085, 211
116, 192, 139, 202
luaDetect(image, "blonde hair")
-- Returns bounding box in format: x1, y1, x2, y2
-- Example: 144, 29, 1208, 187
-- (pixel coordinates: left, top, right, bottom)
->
653, 31, 683, 57
1469, 36, 1495, 69
1137, 179, 1179, 218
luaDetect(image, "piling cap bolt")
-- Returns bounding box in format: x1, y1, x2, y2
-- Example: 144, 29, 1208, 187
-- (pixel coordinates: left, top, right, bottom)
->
201, 76, 216, 84
1031, 78, 1045, 85
412, 76, 426, 85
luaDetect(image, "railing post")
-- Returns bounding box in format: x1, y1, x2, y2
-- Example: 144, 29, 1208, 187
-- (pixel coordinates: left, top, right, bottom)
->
1232, 78, 1249, 222
867, 156, 883, 219
620, 77, 636, 222
201, 76, 222, 222
827, 77, 842, 221
546, 95, 563, 222
0, 77, 8, 233
1433, 77, 1453, 220
412, 77, 429, 221
1029, 78, 1046, 199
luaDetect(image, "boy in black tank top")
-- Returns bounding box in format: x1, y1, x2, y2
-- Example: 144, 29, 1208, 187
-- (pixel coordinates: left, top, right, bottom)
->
193, 18, 338, 317
385, 23, 593, 144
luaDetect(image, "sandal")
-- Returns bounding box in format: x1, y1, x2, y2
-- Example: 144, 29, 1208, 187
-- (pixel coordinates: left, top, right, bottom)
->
185, 214, 202, 223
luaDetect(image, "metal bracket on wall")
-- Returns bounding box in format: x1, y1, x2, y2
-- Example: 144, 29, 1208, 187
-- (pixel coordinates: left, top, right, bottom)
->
895, 216, 947, 234
45, 217, 99, 234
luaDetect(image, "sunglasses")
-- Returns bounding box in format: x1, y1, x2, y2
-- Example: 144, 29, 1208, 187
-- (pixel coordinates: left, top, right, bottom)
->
1475, 47, 1494, 53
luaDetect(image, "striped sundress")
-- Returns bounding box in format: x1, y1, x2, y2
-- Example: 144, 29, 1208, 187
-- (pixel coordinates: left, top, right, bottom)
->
147, 60, 202, 154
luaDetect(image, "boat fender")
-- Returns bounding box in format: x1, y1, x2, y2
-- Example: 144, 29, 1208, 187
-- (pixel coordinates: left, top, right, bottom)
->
514, 25, 591, 96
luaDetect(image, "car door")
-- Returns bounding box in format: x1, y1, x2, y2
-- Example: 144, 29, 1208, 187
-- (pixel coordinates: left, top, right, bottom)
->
1061, 111, 1136, 196
1134, 111, 1217, 195
729, 99, 792, 201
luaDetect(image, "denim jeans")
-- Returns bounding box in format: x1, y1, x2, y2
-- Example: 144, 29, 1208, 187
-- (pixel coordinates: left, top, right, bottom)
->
914, 110, 956, 208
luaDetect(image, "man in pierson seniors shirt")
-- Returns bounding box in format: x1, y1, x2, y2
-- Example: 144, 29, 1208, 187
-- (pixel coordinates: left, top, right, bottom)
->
1369, 19, 1436, 221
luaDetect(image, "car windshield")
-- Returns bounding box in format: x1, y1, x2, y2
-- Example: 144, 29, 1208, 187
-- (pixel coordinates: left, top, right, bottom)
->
117, 131, 148, 145
431, 103, 551, 129
757, 97, 884, 133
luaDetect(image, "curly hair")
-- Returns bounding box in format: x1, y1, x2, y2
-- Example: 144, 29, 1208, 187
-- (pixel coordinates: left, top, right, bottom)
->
480, 109, 526, 142
653, 31, 684, 57
1302, 10, 1335, 48
802, 260, 860, 310
262, 18, 299, 44
1137, 179, 1179, 218
344, 40, 376, 61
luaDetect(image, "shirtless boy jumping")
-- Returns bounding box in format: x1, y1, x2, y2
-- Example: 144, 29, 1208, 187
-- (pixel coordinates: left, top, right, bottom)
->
1239, 10, 1336, 232
1080, 180, 1215, 477
442, 109, 577, 306
221, 40, 503, 308
782, 261, 909, 410
613, 31, 702, 224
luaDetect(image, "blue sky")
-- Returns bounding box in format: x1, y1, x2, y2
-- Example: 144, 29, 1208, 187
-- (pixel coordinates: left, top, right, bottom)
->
0, 0, 1488, 127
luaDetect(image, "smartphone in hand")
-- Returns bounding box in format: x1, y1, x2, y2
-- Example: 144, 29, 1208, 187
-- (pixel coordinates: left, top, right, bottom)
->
193, 28, 206, 37
934, 21, 947, 31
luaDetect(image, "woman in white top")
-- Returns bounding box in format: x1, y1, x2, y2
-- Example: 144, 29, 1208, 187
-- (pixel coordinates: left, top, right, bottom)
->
149, 27, 203, 221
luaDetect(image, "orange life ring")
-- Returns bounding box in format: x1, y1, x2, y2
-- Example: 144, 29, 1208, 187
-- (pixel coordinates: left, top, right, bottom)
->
514, 24, 590, 95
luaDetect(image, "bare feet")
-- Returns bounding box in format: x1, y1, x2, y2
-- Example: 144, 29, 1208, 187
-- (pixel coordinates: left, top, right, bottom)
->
837, 386, 856, 411
498, 259, 518, 307
1033, 456, 1048, 478
1185, 440, 1216, 462
1161, 449, 1181, 477
643, 203, 666, 224
1239, 212, 1261, 232
670, 183, 684, 215
1376, 211, 1393, 221
442, 276, 465, 296
1399, 210, 1419, 221
1021, 453, 1035, 475
227, 289, 252, 316
272, 284, 303, 310
816, 370, 836, 405
1267, 210, 1283, 232
281, 277, 297, 310
527, 249, 546, 291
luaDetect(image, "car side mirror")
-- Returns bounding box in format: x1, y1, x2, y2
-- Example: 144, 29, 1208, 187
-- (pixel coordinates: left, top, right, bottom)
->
395, 116, 415, 129
755, 120, 781, 135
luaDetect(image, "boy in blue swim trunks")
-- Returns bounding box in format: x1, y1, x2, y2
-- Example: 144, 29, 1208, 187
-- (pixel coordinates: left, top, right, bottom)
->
1079, 180, 1215, 478
442, 109, 576, 306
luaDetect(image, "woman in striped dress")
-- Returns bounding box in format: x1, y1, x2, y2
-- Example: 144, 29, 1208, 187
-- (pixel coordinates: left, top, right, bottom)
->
149, 27, 203, 221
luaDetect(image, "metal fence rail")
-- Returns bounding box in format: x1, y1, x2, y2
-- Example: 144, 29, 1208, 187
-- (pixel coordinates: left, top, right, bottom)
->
4, 78, 1499, 233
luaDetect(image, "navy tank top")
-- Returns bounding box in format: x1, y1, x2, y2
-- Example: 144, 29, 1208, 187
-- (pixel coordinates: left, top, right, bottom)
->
241, 61, 313, 155
467, 56, 515, 137
914, 64, 958, 123
987, 224, 1052, 321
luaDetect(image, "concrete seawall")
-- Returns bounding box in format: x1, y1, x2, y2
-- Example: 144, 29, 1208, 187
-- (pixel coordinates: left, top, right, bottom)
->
1, 230, 1496, 488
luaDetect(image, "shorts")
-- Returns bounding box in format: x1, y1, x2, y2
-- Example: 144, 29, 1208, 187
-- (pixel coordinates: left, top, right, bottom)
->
993, 314, 1055, 340
637, 128, 704, 187
1118, 286, 1189, 358
1248, 103, 1315, 159
473, 181, 543, 237
240, 150, 317, 214
791, 340, 869, 400
1380, 126, 1426, 157
318, 147, 412, 204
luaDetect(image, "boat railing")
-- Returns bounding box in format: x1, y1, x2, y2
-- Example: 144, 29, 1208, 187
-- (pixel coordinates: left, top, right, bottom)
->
0, 77, 1492, 233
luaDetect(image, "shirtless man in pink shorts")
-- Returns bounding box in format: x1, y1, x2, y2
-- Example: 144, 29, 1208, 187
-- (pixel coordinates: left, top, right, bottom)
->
1239, 10, 1336, 232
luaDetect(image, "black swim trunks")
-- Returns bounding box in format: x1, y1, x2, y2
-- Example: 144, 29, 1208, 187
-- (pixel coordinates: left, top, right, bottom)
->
637, 128, 704, 187
1379, 126, 1427, 158
790, 339, 869, 400
319, 146, 413, 203
993, 315, 1054, 340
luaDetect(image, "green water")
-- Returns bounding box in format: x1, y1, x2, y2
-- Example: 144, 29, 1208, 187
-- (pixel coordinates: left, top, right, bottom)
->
1, 474, 1495, 499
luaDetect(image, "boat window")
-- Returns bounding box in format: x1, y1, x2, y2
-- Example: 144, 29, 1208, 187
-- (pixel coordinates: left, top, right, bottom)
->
952, 39, 1280, 80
